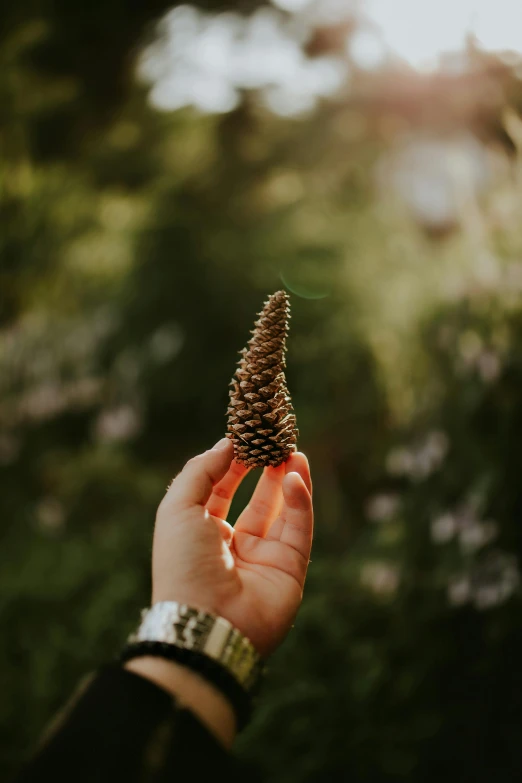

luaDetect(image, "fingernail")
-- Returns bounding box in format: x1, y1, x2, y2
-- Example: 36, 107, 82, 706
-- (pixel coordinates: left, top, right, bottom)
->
212, 437, 230, 451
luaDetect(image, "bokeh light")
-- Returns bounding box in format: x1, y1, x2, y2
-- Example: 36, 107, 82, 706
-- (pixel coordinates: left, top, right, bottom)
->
363, 0, 522, 71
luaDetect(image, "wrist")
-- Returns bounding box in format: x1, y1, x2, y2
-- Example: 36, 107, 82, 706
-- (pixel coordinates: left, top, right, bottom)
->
124, 656, 237, 748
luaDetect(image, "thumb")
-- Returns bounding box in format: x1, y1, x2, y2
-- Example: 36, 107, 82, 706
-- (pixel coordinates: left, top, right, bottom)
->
164, 438, 234, 510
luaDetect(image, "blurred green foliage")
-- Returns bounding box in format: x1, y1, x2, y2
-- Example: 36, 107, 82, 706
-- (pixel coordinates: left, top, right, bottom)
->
3, 2, 522, 781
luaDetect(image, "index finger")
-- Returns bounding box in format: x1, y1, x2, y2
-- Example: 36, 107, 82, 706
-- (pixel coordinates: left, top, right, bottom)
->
206, 459, 250, 520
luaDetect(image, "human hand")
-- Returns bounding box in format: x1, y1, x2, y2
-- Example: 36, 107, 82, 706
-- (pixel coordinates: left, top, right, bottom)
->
152, 438, 313, 657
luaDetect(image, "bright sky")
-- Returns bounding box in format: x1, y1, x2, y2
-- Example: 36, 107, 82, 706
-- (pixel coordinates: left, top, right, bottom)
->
272, 0, 522, 70
355, 0, 522, 70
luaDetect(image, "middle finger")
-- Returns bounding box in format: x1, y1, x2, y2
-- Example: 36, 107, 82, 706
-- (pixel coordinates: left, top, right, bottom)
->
234, 463, 286, 537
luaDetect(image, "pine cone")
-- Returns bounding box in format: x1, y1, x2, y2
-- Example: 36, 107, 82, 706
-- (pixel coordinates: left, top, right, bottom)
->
226, 290, 298, 468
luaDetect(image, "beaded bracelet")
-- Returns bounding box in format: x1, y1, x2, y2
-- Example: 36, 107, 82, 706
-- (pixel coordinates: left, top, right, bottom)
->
120, 641, 254, 730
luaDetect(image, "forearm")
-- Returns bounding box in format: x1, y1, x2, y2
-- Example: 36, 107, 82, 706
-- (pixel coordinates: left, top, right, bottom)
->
124, 657, 237, 748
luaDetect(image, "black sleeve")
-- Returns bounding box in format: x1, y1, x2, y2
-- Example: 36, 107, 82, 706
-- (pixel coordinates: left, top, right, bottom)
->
15, 666, 255, 783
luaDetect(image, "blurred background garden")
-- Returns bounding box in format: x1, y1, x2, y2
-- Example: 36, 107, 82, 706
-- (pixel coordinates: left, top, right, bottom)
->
3, 0, 522, 779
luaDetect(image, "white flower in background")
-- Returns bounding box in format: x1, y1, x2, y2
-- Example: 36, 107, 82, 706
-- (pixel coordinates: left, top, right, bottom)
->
456, 331, 502, 384
431, 513, 456, 544
386, 430, 449, 480
385, 447, 414, 476
431, 499, 497, 554
365, 492, 399, 523
448, 552, 519, 610
472, 553, 520, 610
95, 405, 142, 443
459, 519, 497, 555
476, 350, 501, 383
361, 561, 400, 595
21, 383, 68, 421
448, 577, 471, 606
149, 324, 184, 364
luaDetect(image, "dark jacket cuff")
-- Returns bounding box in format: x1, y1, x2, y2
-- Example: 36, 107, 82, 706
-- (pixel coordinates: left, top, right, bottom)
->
17, 665, 245, 783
